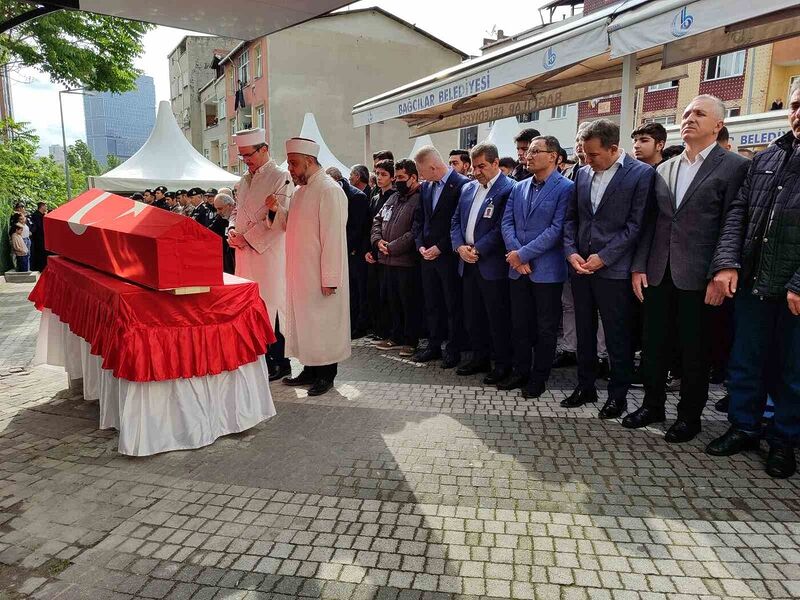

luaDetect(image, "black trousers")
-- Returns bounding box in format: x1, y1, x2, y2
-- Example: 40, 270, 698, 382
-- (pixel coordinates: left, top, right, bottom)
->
366, 262, 391, 338
386, 265, 420, 347
348, 253, 368, 331
641, 269, 710, 422
709, 297, 735, 379
571, 274, 634, 400
266, 315, 289, 370
420, 253, 463, 356
509, 277, 562, 381
302, 363, 338, 381
462, 263, 512, 369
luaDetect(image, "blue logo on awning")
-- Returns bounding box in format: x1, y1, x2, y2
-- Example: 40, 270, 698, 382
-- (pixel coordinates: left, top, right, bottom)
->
543, 47, 557, 70
671, 6, 693, 38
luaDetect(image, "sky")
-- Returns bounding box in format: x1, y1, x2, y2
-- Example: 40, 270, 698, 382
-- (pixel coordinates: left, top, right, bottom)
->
8, 0, 556, 155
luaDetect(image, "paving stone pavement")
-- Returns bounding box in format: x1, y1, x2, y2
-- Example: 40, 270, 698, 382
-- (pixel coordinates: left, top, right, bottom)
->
0, 280, 798, 599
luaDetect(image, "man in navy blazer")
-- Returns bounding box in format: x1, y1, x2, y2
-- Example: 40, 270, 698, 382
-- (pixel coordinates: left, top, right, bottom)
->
450, 143, 515, 383
501, 136, 573, 398
562, 119, 654, 419
412, 145, 471, 367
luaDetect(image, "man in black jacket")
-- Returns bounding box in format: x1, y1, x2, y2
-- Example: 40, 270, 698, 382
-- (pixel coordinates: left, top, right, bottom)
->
511, 128, 540, 182
30, 202, 47, 271
365, 160, 396, 340
412, 145, 470, 367
705, 83, 800, 478
328, 167, 370, 337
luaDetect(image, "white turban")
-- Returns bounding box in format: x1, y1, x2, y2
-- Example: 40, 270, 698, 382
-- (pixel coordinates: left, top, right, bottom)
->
285, 137, 320, 157
233, 128, 266, 147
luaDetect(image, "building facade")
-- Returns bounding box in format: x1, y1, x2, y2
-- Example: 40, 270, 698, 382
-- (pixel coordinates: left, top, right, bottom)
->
48, 144, 65, 166
168, 35, 238, 151
82, 75, 156, 167
195, 8, 465, 173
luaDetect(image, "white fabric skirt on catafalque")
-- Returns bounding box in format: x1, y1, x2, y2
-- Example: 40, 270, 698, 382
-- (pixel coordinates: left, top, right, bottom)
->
34, 309, 276, 456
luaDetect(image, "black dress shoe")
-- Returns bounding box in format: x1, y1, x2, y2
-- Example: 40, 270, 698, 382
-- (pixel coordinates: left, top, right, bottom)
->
497, 374, 528, 391
351, 329, 367, 340
706, 426, 761, 456
766, 444, 797, 478
714, 394, 730, 413
483, 368, 511, 385
664, 419, 701, 444
456, 360, 490, 376
709, 367, 726, 385
599, 398, 627, 420
283, 369, 316, 386
411, 347, 442, 363
552, 351, 577, 369
307, 379, 334, 396
268, 364, 292, 382
621, 405, 665, 429
560, 388, 597, 408
441, 354, 461, 369
522, 380, 546, 399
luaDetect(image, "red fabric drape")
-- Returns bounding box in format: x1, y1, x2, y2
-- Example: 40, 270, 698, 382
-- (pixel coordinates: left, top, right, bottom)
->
30, 256, 276, 382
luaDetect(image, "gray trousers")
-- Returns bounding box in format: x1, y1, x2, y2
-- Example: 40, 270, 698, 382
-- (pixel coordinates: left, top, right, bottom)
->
557, 279, 607, 358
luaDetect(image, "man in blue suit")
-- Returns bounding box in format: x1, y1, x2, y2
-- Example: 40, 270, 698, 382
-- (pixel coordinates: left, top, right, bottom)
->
412, 145, 471, 367
501, 136, 573, 398
562, 119, 654, 418
451, 143, 515, 383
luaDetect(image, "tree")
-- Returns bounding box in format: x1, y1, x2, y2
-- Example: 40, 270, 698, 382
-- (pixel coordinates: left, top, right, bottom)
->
66, 139, 100, 195
0, 118, 66, 270
1, 2, 153, 93
105, 154, 122, 171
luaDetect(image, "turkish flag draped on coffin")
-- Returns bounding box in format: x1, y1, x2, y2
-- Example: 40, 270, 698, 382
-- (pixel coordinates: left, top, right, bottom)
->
45, 189, 223, 290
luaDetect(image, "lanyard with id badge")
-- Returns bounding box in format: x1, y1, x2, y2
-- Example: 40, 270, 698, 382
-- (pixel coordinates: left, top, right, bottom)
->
483, 200, 494, 219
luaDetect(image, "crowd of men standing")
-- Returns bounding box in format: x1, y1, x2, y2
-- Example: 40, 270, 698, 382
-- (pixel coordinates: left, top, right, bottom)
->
343, 88, 800, 480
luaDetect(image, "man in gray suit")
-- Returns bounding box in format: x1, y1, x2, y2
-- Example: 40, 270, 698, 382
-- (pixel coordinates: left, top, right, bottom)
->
626, 95, 750, 443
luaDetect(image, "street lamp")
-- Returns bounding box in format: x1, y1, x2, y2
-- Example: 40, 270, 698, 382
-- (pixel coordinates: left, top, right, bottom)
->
58, 87, 94, 201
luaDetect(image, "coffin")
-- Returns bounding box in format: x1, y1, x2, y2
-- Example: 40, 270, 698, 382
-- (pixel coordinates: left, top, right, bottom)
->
45, 189, 223, 290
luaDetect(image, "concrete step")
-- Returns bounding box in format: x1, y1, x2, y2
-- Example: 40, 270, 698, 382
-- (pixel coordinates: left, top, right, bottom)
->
2, 271, 39, 284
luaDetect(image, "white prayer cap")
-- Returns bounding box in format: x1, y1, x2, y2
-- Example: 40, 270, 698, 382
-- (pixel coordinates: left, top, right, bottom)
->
233, 128, 266, 147
285, 137, 320, 158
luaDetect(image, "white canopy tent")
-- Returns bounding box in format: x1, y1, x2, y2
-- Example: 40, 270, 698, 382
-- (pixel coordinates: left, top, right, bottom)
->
280, 112, 351, 177
409, 134, 435, 158
482, 117, 523, 159
90, 101, 240, 193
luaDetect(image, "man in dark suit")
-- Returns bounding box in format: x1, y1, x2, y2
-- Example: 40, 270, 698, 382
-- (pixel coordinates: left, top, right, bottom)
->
30, 202, 48, 271
562, 119, 654, 419
502, 136, 573, 397
511, 128, 540, 182
451, 143, 514, 383
627, 95, 750, 443
412, 145, 470, 367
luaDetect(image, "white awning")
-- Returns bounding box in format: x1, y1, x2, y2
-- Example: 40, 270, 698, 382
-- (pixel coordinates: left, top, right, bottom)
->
608, 0, 798, 58
65, 0, 354, 40
351, 1, 638, 128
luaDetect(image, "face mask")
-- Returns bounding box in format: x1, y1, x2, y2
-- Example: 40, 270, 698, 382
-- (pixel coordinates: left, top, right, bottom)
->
395, 180, 410, 196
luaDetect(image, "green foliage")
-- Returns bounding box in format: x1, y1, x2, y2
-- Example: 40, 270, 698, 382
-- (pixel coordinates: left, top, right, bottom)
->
0, 119, 67, 270
66, 139, 100, 194
105, 154, 122, 171
1, 2, 153, 93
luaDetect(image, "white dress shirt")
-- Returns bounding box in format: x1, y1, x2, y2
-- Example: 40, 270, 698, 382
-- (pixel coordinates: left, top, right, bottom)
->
465, 172, 500, 245
590, 151, 626, 213
675, 141, 717, 208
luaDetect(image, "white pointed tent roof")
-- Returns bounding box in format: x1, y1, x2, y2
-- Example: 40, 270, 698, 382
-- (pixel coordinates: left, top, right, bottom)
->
409, 135, 434, 158
482, 117, 523, 160
90, 101, 240, 193
280, 113, 351, 177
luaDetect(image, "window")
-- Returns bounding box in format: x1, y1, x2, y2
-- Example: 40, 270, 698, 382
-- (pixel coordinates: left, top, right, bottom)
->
256, 105, 265, 129
255, 44, 263, 79
459, 126, 478, 149
238, 106, 252, 130
517, 111, 540, 123
238, 51, 249, 85
217, 98, 226, 120
705, 50, 745, 81
647, 80, 679, 92
643, 115, 676, 125
203, 148, 210, 159
227, 68, 234, 92
230, 120, 236, 136
551, 105, 568, 119
221, 142, 228, 165
725, 107, 741, 118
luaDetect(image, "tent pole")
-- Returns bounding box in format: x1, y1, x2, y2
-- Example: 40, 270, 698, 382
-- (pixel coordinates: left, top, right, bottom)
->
364, 124, 372, 166
619, 54, 636, 151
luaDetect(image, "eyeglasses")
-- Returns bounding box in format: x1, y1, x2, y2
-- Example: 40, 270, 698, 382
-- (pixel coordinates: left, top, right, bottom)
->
526, 149, 555, 156
238, 148, 262, 159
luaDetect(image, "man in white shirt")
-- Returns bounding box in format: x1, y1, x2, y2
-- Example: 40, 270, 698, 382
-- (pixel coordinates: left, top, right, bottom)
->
628, 95, 750, 442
